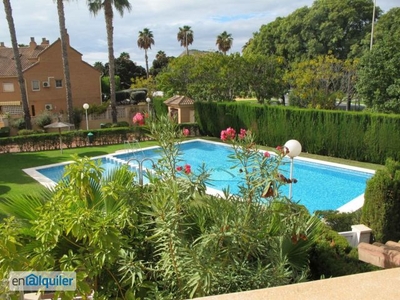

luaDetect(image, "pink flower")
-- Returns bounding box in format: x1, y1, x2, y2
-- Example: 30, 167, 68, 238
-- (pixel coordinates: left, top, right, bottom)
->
276, 145, 289, 155
132, 113, 145, 126
176, 166, 183, 171
264, 151, 270, 158
184, 164, 191, 174
238, 128, 247, 140
220, 130, 228, 141
226, 127, 236, 140
183, 128, 190, 136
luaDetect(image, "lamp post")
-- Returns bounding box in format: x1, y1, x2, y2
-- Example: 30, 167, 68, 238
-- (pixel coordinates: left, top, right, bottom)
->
146, 97, 151, 117
83, 103, 89, 130
284, 139, 302, 199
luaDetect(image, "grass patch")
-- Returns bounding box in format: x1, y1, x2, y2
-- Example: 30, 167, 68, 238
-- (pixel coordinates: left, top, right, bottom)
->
0, 141, 158, 200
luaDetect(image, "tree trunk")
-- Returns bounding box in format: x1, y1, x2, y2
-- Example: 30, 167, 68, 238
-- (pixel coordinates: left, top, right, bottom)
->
57, 0, 74, 124
3, 0, 32, 129
145, 48, 149, 79
104, 1, 118, 123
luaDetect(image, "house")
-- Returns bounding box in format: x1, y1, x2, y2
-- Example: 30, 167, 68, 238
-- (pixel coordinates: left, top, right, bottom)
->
0, 35, 101, 123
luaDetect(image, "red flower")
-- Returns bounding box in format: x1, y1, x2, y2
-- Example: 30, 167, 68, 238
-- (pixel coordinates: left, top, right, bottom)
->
220, 127, 236, 141
276, 145, 289, 155
226, 127, 236, 139
183, 128, 190, 136
184, 164, 191, 174
263, 151, 270, 158
238, 128, 247, 140
132, 113, 145, 126
220, 130, 228, 141
176, 166, 183, 171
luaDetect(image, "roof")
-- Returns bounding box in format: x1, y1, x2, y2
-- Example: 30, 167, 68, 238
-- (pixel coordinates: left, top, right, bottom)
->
178, 49, 212, 57
0, 41, 50, 76
164, 95, 195, 106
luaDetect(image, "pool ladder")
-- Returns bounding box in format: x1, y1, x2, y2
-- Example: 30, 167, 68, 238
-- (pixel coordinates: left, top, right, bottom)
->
124, 139, 145, 156
126, 157, 155, 186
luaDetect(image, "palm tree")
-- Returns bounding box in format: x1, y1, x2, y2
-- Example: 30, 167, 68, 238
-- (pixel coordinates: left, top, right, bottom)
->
156, 50, 166, 60
137, 28, 154, 79
55, 0, 74, 124
216, 31, 233, 55
87, 0, 132, 124
3, 0, 32, 129
177, 25, 193, 55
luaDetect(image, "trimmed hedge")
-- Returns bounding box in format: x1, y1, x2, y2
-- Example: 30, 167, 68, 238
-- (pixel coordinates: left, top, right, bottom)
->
361, 158, 400, 242
0, 128, 135, 153
195, 102, 400, 164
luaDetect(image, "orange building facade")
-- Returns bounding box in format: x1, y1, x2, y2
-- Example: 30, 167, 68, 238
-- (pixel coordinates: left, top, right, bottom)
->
0, 35, 101, 121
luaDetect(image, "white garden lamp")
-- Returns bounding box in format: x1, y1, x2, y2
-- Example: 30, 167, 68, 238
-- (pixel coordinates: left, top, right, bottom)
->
83, 103, 89, 130
146, 97, 151, 116
284, 139, 302, 199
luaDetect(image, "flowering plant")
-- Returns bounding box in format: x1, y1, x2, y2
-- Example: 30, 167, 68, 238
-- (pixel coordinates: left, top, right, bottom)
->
132, 112, 145, 126
182, 128, 190, 137
220, 126, 293, 203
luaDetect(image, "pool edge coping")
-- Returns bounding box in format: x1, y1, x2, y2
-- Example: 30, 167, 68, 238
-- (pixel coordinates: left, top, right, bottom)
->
24, 138, 375, 213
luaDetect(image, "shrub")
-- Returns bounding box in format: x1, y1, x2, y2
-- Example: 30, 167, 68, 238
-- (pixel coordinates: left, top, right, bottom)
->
0, 127, 10, 137
34, 111, 53, 129
11, 118, 26, 130
116, 121, 129, 127
309, 224, 377, 279
361, 158, 400, 242
315, 209, 362, 232
17, 129, 36, 136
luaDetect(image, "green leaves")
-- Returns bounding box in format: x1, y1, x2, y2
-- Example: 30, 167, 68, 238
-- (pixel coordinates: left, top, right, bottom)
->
0, 116, 323, 298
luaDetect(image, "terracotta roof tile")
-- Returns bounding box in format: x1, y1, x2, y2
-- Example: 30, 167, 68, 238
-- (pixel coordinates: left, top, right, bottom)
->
0, 44, 48, 76
164, 95, 194, 106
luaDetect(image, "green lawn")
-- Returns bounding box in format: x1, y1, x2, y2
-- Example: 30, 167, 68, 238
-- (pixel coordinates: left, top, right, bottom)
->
0, 141, 158, 200
0, 138, 383, 201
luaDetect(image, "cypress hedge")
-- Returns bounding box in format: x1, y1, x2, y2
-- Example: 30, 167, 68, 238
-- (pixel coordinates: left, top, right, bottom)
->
361, 159, 400, 242
195, 102, 400, 164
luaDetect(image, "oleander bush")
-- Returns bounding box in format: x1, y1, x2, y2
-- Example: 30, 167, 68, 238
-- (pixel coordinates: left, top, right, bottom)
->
0, 115, 321, 299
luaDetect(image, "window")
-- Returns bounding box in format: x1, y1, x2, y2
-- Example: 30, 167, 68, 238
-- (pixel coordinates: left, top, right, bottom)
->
3, 83, 14, 92
55, 79, 63, 88
32, 80, 40, 91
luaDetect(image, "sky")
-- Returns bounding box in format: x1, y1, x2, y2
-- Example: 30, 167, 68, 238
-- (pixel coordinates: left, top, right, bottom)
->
0, 0, 397, 69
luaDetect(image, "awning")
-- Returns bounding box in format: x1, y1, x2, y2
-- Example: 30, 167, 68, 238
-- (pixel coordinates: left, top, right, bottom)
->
0, 101, 21, 106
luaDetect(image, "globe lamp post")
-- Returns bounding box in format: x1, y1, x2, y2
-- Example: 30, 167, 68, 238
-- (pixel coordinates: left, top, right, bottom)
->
284, 139, 302, 199
83, 103, 89, 130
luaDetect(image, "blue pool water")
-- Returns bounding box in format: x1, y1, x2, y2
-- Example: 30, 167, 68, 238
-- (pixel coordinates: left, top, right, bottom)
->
36, 140, 374, 213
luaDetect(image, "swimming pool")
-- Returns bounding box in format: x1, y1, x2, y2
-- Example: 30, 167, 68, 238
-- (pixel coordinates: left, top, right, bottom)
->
26, 139, 375, 213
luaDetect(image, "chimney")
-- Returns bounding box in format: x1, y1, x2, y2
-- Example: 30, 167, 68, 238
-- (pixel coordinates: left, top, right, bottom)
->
29, 37, 37, 49
41, 37, 49, 45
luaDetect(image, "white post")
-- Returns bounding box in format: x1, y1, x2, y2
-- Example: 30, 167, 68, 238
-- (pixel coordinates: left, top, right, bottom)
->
284, 139, 302, 199
289, 157, 294, 199
83, 103, 89, 130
